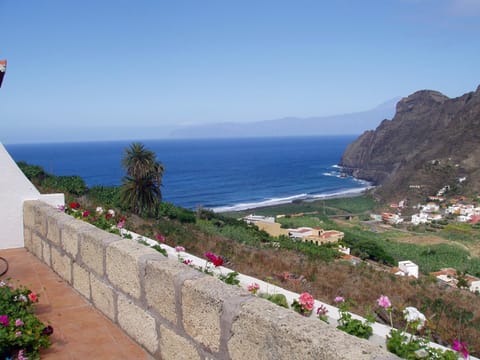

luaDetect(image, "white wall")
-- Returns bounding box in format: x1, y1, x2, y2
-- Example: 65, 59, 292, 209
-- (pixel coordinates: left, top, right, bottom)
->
0, 143, 64, 249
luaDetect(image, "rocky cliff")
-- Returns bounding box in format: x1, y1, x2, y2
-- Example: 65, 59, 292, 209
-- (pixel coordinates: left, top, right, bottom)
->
340, 85, 480, 202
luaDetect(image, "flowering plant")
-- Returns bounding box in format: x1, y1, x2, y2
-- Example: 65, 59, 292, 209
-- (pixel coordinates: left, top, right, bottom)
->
247, 283, 260, 295
316, 304, 329, 323
452, 340, 469, 359
336, 296, 373, 339
378, 295, 459, 360
0, 280, 53, 359
291, 292, 314, 316
204, 252, 224, 267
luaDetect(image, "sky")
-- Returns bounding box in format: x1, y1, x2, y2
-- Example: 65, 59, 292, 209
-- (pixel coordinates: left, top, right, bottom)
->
0, 0, 479, 143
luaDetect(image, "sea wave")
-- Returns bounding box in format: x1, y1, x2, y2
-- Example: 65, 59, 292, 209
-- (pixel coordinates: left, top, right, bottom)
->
211, 186, 374, 213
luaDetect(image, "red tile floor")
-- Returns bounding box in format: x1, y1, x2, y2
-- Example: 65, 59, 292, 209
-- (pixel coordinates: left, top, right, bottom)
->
0, 248, 152, 360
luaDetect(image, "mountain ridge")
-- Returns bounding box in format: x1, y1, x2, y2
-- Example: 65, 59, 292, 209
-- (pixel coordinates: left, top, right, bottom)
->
170, 98, 399, 138
340, 85, 480, 202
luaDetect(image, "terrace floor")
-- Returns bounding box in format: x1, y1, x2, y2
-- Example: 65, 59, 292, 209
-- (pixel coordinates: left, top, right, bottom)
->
0, 248, 152, 360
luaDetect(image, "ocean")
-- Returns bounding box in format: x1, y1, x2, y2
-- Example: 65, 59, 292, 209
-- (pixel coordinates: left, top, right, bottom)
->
5, 136, 370, 211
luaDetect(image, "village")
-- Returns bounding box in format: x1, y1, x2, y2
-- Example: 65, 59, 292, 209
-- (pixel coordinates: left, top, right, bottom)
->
241, 180, 480, 295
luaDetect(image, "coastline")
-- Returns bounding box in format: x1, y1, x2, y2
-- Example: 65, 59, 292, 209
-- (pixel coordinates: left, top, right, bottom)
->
213, 185, 374, 213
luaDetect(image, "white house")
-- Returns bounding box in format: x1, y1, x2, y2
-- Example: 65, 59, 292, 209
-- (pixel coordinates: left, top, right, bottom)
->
468, 278, 480, 293
422, 202, 440, 213
398, 261, 419, 278
243, 214, 275, 224
411, 213, 429, 226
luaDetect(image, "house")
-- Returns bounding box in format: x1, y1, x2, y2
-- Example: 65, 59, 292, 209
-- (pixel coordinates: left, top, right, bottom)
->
430, 268, 458, 288
431, 269, 480, 294
338, 245, 350, 255
288, 226, 344, 245
381, 212, 403, 225
470, 215, 480, 225
243, 214, 275, 224
288, 227, 315, 238
411, 213, 429, 226
422, 202, 440, 213
340, 254, 362, 265
428, 196, 445, 202
398, 260, 419, 278
466, 275, 480, 293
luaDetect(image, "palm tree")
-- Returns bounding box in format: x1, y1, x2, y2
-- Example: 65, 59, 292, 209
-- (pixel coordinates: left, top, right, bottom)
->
120, 143, 164, 215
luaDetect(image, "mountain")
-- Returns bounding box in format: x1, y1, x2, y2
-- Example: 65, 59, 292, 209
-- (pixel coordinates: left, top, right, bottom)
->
170, 98, 399, 138
340, 85, 480, 202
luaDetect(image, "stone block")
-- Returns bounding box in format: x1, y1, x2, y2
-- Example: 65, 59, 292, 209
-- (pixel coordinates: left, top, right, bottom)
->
73, 263, 91, 299
144, 258, 188, 324
182, 276, 246, 352
46, 211, 67, 245
106, 239, 155, 299
33, 202, 49, 237
91, 275, 115, 321
117, 294, 158, 354
159, 324, 200, 360
23, 226, 32, 251
23, 201, 36, 228
31, 232, 43, 259
51, 246, 72, 283
61, 218, 95, 258
228, 298, 397, 360
42, 241, 51, 266
80, 230, 119, 277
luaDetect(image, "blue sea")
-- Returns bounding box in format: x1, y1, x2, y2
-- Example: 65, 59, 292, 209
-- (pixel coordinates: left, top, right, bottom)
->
5, 136, 370, 211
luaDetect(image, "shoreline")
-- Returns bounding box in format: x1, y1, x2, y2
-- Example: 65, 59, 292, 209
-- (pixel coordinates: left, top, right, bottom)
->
214, 185, 374, 214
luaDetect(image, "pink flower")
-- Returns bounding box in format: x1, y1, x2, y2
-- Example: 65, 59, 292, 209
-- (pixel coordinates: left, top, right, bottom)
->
452, 340, 469, 359
117, 219, 125, 229
155, 234, 166, 243
204, 252, 224, 267
334, 296, 345, 303
247, 283, 260, 294
175, 246, 185, 252
82, 210, 90, 217
204, 252, 216, 262
18, 349, 28, 360
57, 205, 65, 212
299, 292, 314, 311
183, 259, 193, 265
377, 295, 391, 309
0, 315, 9, 326
15, 318, 24, 327
28, 292, 38, 302
15, 331, 22, 337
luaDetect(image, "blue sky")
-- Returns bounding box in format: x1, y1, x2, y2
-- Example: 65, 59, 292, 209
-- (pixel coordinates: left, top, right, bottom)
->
1, 0, 479, 143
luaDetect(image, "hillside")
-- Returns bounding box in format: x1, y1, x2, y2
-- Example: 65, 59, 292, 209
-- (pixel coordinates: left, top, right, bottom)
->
340, 85, 480, 202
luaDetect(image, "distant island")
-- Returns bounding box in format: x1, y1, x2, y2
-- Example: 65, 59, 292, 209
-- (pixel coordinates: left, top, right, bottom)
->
170, 98, 399, 138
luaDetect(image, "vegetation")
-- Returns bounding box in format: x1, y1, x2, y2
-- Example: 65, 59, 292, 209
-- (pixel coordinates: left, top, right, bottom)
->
17, 161, 87, 196
16, 160, 480, 356
120, 142, 164, 216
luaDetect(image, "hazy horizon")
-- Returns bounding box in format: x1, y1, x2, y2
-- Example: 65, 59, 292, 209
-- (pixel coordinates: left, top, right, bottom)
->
1, 1, 479, 143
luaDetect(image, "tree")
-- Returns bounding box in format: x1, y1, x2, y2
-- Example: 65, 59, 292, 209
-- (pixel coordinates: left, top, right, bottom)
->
120, 143, 164, 215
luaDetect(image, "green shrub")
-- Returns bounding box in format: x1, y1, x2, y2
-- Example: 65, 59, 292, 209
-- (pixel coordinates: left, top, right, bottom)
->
88, 186, 121, 208
259, 293, 289, 308
42, 175, 87, 195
